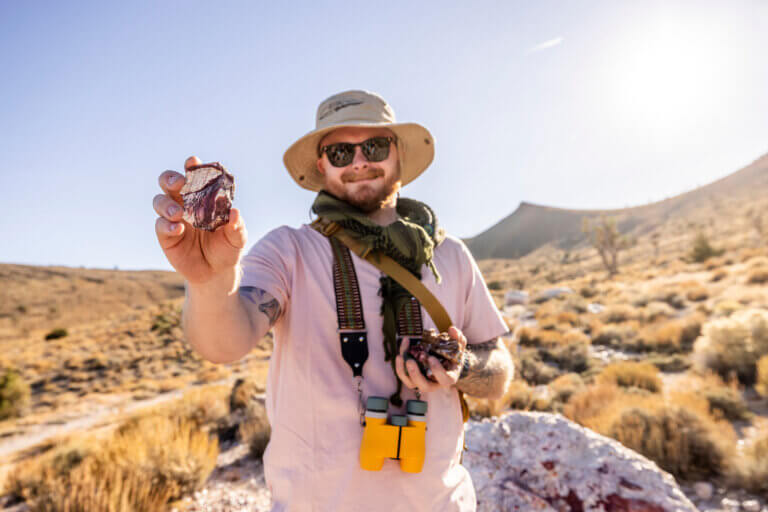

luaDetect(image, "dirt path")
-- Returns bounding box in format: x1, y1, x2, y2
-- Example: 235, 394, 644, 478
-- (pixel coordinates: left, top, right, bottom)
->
0, 376, 240, 465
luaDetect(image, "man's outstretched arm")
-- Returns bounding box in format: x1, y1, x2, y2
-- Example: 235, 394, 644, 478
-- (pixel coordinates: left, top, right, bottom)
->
456, 337, 513, 400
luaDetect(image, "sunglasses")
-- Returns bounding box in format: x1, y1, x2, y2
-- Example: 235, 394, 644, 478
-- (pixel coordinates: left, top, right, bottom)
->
319, 136, 395, 167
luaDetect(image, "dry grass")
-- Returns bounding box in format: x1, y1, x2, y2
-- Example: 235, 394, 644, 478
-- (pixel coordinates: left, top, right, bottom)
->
596, 361, 663, 393
730, 429, 768, 496
6, 413, 219, 511
599, 304, 640, 324
747, 266, 768, 284
0, 367, 30, 420
633, 314, 704, 353
757, 355, 768, 397
240, 400, 271, 459
564, 384, 736, 480
693, 309, 768, 384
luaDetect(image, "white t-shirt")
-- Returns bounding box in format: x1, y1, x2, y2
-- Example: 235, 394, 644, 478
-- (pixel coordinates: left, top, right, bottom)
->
240, 224, 508, 512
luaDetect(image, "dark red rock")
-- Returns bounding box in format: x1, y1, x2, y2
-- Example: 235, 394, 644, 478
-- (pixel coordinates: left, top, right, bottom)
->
179, 162, 235, 231
405, 328, 463, 380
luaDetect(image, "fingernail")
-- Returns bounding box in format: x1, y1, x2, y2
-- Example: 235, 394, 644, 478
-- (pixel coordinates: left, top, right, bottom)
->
167, 205, 180, 216
168, 223, 177, 231
168, 175, 178, 185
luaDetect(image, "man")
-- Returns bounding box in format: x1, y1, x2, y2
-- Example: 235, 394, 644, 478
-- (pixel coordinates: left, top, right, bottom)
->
153, 90, 513, 511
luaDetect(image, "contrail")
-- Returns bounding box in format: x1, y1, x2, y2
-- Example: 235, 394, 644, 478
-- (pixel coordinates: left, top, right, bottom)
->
526, 37, 564, 55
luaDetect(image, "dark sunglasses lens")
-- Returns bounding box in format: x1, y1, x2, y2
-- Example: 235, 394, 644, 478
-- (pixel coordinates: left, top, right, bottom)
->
361, 137, 391, 162
326, 143, 354, 167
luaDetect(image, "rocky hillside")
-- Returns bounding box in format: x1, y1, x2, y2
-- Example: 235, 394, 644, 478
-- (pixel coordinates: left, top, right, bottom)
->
466, 153, 768, 260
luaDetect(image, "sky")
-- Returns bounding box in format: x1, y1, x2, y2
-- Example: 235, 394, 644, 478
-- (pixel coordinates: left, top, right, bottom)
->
2, 0, 767, 271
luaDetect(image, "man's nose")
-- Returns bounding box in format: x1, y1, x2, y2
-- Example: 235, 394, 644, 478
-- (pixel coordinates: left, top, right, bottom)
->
351, 146, 368, 168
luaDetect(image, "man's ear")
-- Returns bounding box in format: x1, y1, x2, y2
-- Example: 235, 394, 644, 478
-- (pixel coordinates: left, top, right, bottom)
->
316, 157, 326, 176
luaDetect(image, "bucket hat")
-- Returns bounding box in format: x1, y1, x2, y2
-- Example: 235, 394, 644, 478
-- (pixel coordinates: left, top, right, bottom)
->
283, 90, 435, 192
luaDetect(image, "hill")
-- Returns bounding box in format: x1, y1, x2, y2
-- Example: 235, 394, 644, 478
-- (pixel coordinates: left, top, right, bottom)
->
466, 153, 768, 260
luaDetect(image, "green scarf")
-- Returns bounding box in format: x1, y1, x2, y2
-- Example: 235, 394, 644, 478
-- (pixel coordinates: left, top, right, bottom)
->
312, 191, 445, 406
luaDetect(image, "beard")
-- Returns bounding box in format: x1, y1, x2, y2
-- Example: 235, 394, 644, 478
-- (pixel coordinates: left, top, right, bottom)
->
327, 167, 402, 213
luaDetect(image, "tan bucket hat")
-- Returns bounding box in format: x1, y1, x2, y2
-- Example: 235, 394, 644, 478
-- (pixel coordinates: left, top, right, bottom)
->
283, 90, 435, 192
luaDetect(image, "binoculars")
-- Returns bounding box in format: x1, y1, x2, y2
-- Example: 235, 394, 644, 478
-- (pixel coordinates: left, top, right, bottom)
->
359, 396, 428, 473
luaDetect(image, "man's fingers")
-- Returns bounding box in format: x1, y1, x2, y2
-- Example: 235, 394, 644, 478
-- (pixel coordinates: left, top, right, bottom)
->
153, 194, 183, 222
399, 337, 410, 356
449, 326, 467, 351
155, 216, 185, 248
222, 208, 248, 250
428, 356, 456, 387
406, 360, 440, 392
158, 170, 185, 204
185, 155, 202, 170
395, 355, 415, 389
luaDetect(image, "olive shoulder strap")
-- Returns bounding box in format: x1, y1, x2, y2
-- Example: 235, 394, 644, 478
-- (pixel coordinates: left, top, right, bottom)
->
311, 218, 471, 423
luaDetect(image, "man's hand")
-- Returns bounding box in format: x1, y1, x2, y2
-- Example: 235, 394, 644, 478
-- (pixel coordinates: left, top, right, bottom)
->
153, 156, 248, 288
395, 326, 467, 393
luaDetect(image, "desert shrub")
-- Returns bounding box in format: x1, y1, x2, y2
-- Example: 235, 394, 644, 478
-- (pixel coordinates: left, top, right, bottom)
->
757, 355, 768, 397
599, 304, 639, 324
596, 362, 662, 393
8, 414, 218, 511
467, 380, 537, 417
646, 354, 690, 372
545, 338, 590, 373
689, 232, 724, 263
713, 300, 741, 317
649, 288, 686, 310
608, 403, 728, 480
517, 326, 562, 347
44, 328, 68, 340
710, 269, 728, 282
591, 321, 639, 347
229, 377, 265, 412
642, 301, 676, 322
702, 385, 750, 421
562, 383, 623, 427
693, 309, 768, 384
634, 315, 703, 353
562, 294, 588, 314
730, 430, 768, 496
580, 286, 598, 299
747, 266, 768, 285
0, 368, 31, 420
240, 400, 271, 459
516, 349, 560, 385
548, 373, 585, 403
565, 386, 735, 481
685, 286, 708, 302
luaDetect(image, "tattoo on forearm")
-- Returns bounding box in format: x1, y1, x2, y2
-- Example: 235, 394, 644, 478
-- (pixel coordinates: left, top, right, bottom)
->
457, 337, 514, 399
239, 286, 281, 327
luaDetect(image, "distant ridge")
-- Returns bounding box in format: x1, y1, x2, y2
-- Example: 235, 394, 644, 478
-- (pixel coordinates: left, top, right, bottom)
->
465, 153, 768, 260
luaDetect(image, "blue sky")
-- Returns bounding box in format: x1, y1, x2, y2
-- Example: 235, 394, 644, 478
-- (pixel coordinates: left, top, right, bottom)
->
2, 0, 767, 270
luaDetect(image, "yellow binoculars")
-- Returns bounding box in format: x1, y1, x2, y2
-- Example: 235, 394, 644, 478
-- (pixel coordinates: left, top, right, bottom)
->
359, 396, 428, 473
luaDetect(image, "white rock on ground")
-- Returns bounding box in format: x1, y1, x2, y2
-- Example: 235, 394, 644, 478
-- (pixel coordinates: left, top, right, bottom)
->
463, 412, 697, 512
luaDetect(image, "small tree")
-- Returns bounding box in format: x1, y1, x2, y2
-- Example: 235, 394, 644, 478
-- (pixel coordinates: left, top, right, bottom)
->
689, 232, 724, 263
650, 232, 661, 263
582, 216, 635, 276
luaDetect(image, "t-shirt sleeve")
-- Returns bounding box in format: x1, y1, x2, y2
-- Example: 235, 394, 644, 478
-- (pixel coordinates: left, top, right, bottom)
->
456, 239, 509, 344
239, 226, 296, 313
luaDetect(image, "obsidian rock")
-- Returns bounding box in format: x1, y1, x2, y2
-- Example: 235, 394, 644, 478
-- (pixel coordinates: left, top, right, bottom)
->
179, 162, 235, 231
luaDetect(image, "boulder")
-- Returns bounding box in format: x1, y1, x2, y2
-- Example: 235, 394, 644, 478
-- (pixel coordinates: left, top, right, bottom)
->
464, 412, 697, 512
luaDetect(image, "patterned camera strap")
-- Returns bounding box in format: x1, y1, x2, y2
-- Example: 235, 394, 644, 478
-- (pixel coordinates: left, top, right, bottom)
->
330, 236, 422, 380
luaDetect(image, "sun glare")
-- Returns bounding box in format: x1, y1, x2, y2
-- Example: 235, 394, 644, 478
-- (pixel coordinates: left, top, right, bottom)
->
604, 15, 728, 134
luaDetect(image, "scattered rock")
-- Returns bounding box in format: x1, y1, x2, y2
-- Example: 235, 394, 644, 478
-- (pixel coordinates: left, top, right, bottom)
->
463, 412, 697, 511
504, 290, 529, 306
587, 302, 605, 314
694, 481, 714, 500
534, 287, 574, 303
